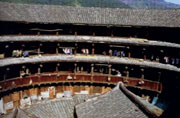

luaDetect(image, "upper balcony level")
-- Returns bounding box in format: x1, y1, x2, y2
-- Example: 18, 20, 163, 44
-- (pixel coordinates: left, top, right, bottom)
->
0, 35, 180, 68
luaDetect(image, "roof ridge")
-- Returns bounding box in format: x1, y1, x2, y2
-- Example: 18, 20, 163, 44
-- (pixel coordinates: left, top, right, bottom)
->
119, 82, 163, 117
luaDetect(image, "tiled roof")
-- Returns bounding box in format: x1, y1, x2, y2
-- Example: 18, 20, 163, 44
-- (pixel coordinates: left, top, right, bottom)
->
0, 2, 180, 27
75, 82, 148, 118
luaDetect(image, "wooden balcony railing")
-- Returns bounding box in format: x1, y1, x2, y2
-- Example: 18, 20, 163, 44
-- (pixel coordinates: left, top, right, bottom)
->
0, 72, 162, 93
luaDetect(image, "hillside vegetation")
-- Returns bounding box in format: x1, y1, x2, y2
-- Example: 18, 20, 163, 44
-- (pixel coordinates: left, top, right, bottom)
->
0, 0, 179, 9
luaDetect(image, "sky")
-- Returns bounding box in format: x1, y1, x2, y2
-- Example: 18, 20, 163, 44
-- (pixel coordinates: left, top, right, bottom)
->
165, 0, 180, 5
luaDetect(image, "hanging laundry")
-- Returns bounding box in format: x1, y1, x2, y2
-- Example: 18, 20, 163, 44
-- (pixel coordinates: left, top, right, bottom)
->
156, 56, 160, 61
63, 48, 71, 54
81, 48, 89, 54
12, 50, 22, 57
120, 51, 125, 57
117, 51, 121, 57
85, 49, 89, 54
164, 56, 169, 63
70, 48, 73, 55
81, 48, 86, 54
113, 50, 118, 56
176, 58, 179, 65
171, 58, 175, 64
12, 50, 18, 57
151, 55, 154, 60
23, 51, 29, 57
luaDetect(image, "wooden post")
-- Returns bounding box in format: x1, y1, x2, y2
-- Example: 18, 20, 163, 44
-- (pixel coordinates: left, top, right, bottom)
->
128, 52, 131, 58
37, 32, 40, 36
56, 32, 59, 35
56, 44, 59, 55
56, 63, 60, 72
93, 32, 95, 36
74, 63, 77, 80
5, 68, 10, 81
144, 55, 147, 60
139, 68, 145, 85
158, 72, 161, 91
56, 47, 59, 55
75, 31, 77, 36
21, 44, 25, 53
3, 73, 6, 82
74, 43, 77, 55
91, 64, 94, 81
109, 50, 112, 57
111, 32, 114, 37
126, 71, 129, 78
90, 85, 93, 94
38, 64, 43, 75
38, 67, 41, 75
92, 43, 95, 56
127, 46, 131, 58
38, 43, 42, 56
143, 48, 146, 60
141, 69, 144, 80
124, 66, 129, 83
108, 65, 112, 81
38, 48, 40, 56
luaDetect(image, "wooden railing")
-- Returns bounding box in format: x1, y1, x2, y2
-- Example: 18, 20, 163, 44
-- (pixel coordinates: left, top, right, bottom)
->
0, 72, 162, 93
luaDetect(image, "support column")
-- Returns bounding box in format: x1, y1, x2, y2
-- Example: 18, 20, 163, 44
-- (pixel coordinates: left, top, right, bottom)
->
74, 31, 77, 36
139, 68, 145, 85
127, 46, 131, 58
21, 44, 25, 56
92, 43, 95, 56
38, 43, 42, 56
158, 72, 161, 91
74, 63, 77, 80
38, 64, 43, 75
111, 31, 114, 37
56, 43, 60, 55
93, 32, 95, 36
108, 64, 112, 81
3, 73, 6, 82
90, 85, 93, 94
143, 48, 146, 60
141, 69, 144, 80
20, 65, 25, 78
74, 43, 77, 55
126, 71, 129, 78
4, 68, 9, 82
56, 63, 60, 72
124, 66, 129, 83
109, 49, 112, 57
91, 64, 94, 82
37, 32, 40, 36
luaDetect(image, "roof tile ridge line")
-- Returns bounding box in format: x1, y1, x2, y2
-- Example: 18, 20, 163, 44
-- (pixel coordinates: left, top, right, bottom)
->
72, 94, 98, 105
75, 86, 116, 107
17, 107, 39, 118
119, 82, 159, 118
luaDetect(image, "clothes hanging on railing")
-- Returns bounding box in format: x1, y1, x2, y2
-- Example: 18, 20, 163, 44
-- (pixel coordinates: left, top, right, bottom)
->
81, 48, 89, 54
63, 48, 73, 55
